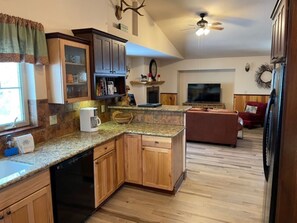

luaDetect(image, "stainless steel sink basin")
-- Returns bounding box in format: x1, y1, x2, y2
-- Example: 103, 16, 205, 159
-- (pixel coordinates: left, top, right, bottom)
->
0, 160, 32, 184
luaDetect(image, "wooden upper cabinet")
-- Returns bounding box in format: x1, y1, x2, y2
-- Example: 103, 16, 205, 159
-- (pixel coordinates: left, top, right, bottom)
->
112, 40, 126, 74
93, 35, 112, 74
271, 0, 288, 63
72, 28, 127, 75
46, 33, 91, 104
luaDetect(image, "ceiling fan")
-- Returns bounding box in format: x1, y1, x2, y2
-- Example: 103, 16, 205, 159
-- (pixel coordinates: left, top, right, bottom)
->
195, 13, 224, 36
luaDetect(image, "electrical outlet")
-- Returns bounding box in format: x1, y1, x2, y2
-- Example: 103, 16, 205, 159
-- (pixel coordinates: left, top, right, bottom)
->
101, 105, 105, 113
49, 115, 57, 125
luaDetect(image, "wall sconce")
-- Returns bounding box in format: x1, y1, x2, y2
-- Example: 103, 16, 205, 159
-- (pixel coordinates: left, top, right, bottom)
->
245, 63, 251, 72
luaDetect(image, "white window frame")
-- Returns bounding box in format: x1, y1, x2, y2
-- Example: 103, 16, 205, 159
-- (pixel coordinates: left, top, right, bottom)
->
0, 63, 30, 132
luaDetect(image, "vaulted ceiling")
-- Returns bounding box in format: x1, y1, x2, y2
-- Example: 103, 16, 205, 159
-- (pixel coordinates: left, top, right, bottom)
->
143, 0, 276, 59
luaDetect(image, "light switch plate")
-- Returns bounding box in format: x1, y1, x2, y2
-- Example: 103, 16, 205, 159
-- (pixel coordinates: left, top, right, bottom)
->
49, 115, 57, 125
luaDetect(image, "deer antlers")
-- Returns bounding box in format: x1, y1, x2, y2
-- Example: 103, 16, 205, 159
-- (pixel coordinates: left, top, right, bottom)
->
115, 0, 146, 20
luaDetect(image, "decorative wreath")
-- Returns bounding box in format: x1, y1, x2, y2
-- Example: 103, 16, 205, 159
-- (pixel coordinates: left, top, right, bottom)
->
255, 64, 273, 89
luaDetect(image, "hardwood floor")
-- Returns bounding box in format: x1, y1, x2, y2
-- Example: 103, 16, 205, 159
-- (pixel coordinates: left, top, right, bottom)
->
87, 128, 265, 223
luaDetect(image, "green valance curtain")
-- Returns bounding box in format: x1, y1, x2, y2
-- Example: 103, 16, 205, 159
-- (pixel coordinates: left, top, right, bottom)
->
0, 13, 49, 65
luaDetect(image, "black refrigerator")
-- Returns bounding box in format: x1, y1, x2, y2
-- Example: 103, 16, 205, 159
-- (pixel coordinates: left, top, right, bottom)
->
262, 64, 285, 223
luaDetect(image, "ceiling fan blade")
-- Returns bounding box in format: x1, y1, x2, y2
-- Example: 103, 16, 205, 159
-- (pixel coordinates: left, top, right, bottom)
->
209, 26, 224, 31
210, 22, 222, 26
180, 27, 196, 31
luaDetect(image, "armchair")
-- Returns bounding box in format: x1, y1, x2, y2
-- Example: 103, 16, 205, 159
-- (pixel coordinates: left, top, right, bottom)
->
238, 101, 267, 128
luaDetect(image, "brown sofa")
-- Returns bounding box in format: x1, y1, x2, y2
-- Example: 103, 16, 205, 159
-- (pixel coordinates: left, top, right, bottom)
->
186, 109, 239, 147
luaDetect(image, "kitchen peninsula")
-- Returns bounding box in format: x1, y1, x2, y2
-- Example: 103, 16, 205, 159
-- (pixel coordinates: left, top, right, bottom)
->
0, 105, 190, 223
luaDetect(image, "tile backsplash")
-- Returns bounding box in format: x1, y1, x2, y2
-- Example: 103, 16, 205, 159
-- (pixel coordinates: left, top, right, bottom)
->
0, 99, 113, 154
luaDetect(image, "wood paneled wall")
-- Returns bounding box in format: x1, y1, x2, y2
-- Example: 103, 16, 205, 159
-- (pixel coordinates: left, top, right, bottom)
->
233, 94, 270, 112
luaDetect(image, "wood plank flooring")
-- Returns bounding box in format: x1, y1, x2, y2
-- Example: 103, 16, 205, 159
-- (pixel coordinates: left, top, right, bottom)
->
86, 128, 265, 223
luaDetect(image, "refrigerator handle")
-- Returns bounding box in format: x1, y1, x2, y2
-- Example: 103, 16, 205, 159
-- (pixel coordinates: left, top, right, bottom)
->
263, 89, 275, 181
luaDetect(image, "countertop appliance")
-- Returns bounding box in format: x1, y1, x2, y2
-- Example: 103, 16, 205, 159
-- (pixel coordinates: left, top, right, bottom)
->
262, 65, 285, 222
138, 103, 162, 108
50, 149, 95, 223
80, 107, 101, 132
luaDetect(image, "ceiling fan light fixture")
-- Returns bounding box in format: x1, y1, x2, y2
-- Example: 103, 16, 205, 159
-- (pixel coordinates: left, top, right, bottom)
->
196, 28, 204, 36
196, 28, 210, 36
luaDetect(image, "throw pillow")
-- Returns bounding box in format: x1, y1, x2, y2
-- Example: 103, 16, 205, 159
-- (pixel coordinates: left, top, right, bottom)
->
245, 105, 258, 114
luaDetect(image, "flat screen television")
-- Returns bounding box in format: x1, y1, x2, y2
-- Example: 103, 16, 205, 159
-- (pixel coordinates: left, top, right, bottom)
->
187, 83, 221, 103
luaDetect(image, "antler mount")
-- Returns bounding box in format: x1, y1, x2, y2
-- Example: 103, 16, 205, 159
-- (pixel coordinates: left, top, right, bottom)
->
115, 0, 146, 20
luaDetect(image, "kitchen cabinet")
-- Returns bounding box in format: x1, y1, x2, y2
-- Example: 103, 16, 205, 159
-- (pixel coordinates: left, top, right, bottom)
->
271, 0, 288, 63
92, 34, 126, 75
160, 93, 178, 105
142, 134, 183, 191
124, 134, 142, 184
46, 33, 91, 104
115, 135, 125, 188
0, 170, 53, 223
93, 140, 116, 207
72, 28, 127, 100
124, 132, 184, 191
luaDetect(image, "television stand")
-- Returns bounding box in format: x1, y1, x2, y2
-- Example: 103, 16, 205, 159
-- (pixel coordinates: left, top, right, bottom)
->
183, 102, 225, 109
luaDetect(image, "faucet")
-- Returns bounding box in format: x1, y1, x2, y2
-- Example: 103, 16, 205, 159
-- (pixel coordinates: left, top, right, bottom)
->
4, 117, 18, 130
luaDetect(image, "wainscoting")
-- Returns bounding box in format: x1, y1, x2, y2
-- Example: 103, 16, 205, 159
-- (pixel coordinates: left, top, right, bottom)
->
233, 94, 270, 112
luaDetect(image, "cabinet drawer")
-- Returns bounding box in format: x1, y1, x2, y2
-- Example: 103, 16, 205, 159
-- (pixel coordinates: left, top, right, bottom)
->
142, 135, 171, 149
94, 140, 115, 160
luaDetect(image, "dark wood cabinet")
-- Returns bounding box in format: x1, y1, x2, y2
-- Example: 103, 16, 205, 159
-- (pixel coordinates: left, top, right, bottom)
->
72, 28, 127, 99
271, 0, 288, 63
93, 35, 112, 74
112, 40, 126, 74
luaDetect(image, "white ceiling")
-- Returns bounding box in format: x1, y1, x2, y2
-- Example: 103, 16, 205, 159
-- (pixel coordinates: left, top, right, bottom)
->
141, 0, 276, 59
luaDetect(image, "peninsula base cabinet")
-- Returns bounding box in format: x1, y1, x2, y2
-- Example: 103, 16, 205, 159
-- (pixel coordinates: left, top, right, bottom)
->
124, 131, 184, 191
0, 170, 53, 223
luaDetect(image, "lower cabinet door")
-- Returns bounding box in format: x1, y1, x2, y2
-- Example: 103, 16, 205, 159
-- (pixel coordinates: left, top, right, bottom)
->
142, 147, 173, 190
115, 135, 125, 187
4, 186, 53, 223
94, 150, 116, 207
124, 134, 142, 184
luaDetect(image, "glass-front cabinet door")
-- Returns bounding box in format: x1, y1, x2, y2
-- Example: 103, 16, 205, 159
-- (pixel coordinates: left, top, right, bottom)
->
46, 33, 91, 104
61, 39, 90, 103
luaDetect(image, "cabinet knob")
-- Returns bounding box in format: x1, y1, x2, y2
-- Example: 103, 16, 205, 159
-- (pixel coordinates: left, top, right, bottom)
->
0, 215, 4, 220
155, 141, 159, 144
6, 210, 11, 215
105, 147, 107, 150
95, 161, 98, 165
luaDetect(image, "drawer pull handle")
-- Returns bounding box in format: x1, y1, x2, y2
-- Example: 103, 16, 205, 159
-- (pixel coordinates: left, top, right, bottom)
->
6, 211, 11, 215
155, 141, 159, 144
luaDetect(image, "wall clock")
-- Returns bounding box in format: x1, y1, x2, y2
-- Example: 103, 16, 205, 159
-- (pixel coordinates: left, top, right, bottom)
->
149, 59, 157, 81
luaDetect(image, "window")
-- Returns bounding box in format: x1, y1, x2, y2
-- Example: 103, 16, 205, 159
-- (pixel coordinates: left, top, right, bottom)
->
0, 63, 29, 131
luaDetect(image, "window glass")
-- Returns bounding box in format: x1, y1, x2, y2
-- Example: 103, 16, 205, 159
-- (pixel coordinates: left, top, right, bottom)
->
0, 63, 28, 130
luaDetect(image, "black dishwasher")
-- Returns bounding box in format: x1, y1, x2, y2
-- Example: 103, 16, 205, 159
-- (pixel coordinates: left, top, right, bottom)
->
50, 149, 95, 223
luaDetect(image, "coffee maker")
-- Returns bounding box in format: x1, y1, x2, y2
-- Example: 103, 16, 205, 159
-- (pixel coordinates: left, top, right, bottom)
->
80, 107, 101, 132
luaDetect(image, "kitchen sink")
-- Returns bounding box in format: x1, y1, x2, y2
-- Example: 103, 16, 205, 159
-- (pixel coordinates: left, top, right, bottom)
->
0, 160, 32, 184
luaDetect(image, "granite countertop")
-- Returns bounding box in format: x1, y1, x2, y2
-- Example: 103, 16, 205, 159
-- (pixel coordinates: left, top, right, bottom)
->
0, 122, 184, 190
109, 105, 192, 112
